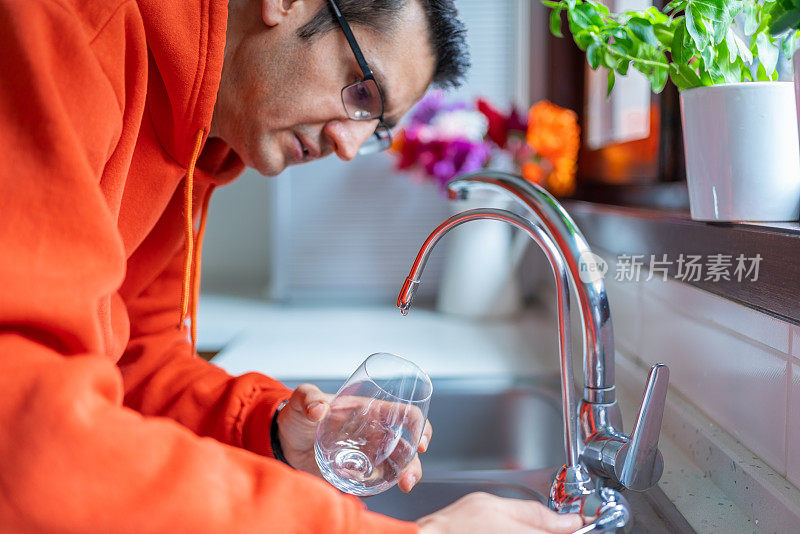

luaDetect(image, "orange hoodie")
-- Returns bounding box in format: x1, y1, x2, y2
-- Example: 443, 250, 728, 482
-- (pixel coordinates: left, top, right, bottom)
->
0, 0, 417, 532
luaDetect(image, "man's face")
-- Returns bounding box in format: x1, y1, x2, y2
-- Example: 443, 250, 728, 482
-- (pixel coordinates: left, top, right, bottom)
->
214, 0, 436, 176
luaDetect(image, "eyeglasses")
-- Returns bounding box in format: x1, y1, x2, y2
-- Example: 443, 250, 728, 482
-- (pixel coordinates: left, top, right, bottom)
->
326, 0, 392, 155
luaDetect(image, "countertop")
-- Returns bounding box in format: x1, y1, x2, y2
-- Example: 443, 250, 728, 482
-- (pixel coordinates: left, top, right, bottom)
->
198, 295, 561, 380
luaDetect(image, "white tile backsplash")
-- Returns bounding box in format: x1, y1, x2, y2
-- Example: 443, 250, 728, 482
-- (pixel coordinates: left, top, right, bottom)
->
595, 248, 642, 358
604, 272, 642, 358
788, 363, 800, 487
640, 294, 789, 474
641, 276, 791, 354
791, 326, 800, 363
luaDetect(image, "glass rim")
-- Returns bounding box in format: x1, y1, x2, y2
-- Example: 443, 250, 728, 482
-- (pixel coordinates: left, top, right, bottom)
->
362, 352, 432, 404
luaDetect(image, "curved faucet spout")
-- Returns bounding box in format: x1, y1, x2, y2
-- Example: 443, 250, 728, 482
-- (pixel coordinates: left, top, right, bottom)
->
446, 171, 616, 408
438, 172, 670, 498
397, 208, 581, 468
397, 194, 670, 508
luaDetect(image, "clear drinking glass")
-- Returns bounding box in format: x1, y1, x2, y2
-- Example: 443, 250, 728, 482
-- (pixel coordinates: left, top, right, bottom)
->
314, 352, 432, 496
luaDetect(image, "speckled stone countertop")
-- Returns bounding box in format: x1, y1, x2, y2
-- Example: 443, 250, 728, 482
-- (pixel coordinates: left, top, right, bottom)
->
616, 355, 800, 533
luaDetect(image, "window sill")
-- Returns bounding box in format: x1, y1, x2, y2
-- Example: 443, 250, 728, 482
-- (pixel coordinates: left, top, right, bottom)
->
564, 200, 800, 325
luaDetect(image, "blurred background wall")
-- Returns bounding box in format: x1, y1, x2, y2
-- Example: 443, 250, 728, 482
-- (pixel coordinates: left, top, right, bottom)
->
200, 0, 547, 303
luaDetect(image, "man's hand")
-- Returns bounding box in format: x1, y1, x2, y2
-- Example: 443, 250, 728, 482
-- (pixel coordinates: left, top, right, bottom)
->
417, 493, 583, 534
276, 383, 433, 493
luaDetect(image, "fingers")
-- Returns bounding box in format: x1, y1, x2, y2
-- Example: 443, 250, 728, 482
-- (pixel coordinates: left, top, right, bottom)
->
507, 499, 583, 533
418, 419, 433, 453
397, 454, 422, 493
398, 418, 431, 492
417, 492, 584, 534
288, 383, 332, 422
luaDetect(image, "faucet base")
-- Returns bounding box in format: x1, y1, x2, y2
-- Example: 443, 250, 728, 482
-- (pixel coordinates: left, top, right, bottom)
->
548, 464, 594, 513
550, 465, 632, 532
580, 399, 624, 439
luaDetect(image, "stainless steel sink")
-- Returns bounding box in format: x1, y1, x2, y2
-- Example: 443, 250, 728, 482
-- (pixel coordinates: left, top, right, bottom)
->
281, 376, 564, 472
361, 479, 541, 522
282, 377, 695, 533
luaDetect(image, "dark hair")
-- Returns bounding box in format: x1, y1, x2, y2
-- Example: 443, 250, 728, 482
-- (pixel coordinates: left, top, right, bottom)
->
297, 0, 470, 89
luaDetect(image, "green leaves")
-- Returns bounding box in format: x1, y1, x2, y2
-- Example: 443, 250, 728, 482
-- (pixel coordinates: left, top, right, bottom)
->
665, 0, 688, 13
571, 3, 604, 29
782, 31, 799, 60
683, 0, 744, 55
743, 1, 758, 35
540, 0, 786, 100
755, 32, 780, 75
629, 17, 661, 48
756, 62, 770, 80
644, 6, 671, 24
707, 44, 744, 83
669, 63, 704, 90
723, 27, 738, 62
607, 69, 616, 96
650, 64, 670, 92
653, 24, 675, 47
603, 45, 622, 69
671, 19, 693, 63
766, 0, 800, 59
550, 6, 564, 38
768, 0, 800, 36
585, 0, 610, 15
684, 3, 710, 50
574, 29, 596, 48
725, 27, 753, 64
542, 0, 565, 37
771, 10, 800, 35
587, 42, 602, 68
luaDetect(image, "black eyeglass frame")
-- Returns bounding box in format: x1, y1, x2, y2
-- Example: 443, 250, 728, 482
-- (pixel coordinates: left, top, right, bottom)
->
326, 0, 392, 153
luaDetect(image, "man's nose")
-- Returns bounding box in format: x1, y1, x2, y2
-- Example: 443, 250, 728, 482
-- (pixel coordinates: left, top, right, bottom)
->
323, 119, 378, 161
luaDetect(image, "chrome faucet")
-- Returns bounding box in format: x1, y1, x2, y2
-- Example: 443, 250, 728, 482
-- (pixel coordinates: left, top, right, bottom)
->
396, 171, 670, 531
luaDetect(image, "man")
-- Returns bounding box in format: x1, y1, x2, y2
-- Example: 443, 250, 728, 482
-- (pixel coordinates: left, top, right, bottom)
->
0, 0, 583, 531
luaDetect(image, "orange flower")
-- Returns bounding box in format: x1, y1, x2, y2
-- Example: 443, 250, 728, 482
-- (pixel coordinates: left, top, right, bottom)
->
546, 157, 577, 196
390, 130, 406, 153
525, 101, 579, 197
521, 161, 545, 185
527, 101, 580, 164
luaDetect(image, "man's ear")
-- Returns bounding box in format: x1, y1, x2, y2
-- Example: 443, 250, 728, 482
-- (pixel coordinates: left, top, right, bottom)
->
262, 0, 305, 27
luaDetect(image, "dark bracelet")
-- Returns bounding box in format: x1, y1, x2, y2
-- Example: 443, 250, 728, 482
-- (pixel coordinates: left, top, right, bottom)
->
270, 399, 293, 468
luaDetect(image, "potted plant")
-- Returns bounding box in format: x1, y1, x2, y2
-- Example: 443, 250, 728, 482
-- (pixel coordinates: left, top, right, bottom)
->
770, 0, 800, 140
544, 0, 800, 221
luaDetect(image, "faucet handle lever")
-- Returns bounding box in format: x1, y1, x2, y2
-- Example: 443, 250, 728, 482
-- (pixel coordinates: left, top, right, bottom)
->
618, 363, 669, 490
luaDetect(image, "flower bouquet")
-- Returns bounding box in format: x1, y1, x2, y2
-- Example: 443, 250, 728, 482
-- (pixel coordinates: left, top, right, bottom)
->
390, 91, 580, 197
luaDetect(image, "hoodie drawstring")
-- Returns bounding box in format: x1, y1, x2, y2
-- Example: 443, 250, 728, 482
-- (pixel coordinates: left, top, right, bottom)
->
180, 129, 214, 355
190, 184, 215, 352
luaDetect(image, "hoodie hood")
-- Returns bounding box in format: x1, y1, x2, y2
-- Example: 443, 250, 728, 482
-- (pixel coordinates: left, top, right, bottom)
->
136, 0, 244, 185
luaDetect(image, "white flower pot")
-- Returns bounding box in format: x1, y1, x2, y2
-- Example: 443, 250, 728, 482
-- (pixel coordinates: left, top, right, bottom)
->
795, 52, 800, 145
679, 82, 800, 222
436, 193, 527, 319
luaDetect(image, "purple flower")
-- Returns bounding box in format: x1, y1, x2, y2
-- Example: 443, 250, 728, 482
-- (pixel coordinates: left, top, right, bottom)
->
390, 92, 494, 195
419, 137, 492, 188
409, 91, 469, 126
